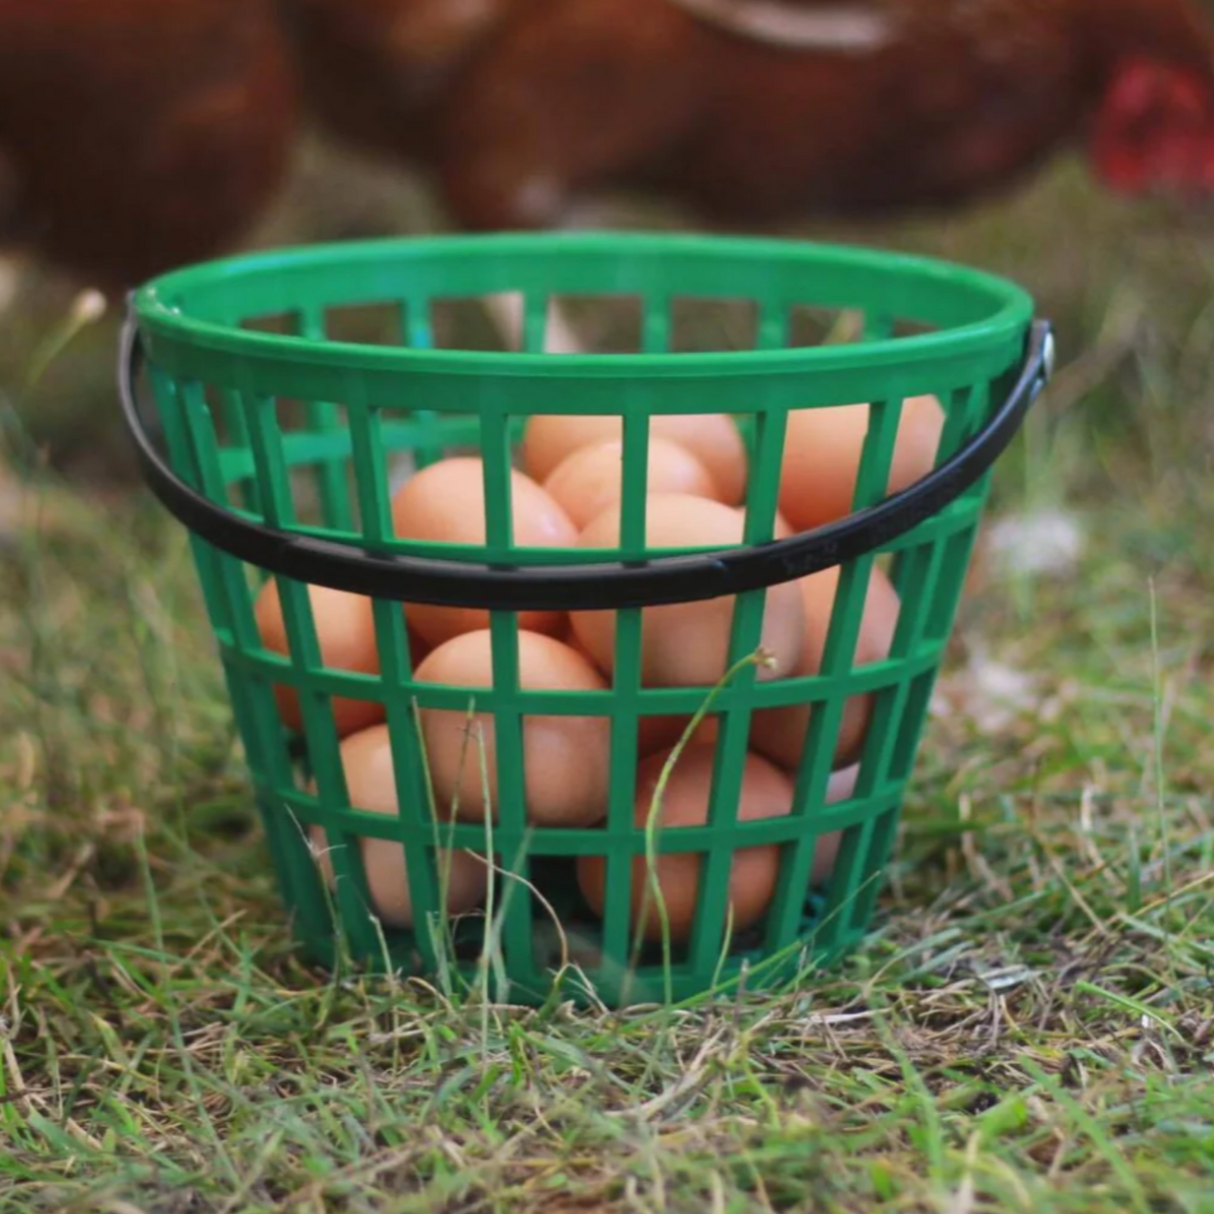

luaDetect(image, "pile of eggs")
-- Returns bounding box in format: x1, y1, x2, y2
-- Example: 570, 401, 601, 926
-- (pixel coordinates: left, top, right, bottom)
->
258, 396, 944, 944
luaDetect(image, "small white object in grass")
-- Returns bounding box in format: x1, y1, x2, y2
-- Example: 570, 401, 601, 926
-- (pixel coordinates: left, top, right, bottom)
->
977, 965, 1037, 992
931, 647, 1041, 733
800, 1009, 886, 1027
70, 288, 107, 327
666, 0, 896, 52
987, 508, 1085, 578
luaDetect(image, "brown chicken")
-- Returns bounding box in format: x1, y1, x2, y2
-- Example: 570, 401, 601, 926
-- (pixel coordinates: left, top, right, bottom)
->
285, 0, 1214, 230
285, 0, 519, 167
0, 0, 297, 290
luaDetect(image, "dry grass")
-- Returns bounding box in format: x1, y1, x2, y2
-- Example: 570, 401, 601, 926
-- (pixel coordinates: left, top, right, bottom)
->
2, 160, 1214, 1212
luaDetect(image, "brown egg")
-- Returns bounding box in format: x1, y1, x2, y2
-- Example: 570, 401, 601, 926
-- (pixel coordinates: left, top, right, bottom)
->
523, 413, 748, 504
309, 725, 486, 928
544, 436, 720, 529
391, 457, 576, 646
255, 579, 384, 737
576, 744, 789, 943
577, 748, 858, 943
571, 495, 804, 687
751, 565, 900, 770
778, 395, 945, 531
637, 713, 720, 757
407, 627, 433, 670
416, 629, 611, 827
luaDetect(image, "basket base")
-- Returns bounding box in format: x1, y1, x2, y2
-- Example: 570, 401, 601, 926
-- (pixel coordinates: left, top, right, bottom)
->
288, 895, 868, 1009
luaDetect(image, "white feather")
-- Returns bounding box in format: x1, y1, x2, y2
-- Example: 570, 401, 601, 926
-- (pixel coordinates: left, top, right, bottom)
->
665, 0, 896, 53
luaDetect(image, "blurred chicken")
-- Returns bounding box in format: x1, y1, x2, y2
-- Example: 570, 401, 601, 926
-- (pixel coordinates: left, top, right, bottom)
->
285, 0, 1214, 231
0, 0, 297, 291
286, 0, 517, 167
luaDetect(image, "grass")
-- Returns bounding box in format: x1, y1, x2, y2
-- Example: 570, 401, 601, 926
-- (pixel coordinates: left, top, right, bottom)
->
2, 160, 1214, 1212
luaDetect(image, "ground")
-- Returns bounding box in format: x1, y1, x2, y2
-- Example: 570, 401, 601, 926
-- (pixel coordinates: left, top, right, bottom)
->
1, 155, 1213, 1213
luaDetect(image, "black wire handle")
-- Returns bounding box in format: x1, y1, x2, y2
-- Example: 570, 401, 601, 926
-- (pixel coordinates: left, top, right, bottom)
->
119, 311, 1053, 612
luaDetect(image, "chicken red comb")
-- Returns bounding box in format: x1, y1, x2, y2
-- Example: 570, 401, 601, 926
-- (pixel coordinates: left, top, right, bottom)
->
1092, 57, 1214, 196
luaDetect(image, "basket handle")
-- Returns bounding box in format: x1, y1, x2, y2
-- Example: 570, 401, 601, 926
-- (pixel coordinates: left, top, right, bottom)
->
119, 311, 1053, 612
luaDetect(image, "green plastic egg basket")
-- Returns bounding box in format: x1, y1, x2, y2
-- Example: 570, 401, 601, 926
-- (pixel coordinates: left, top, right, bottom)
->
119, 233, 1050, 1007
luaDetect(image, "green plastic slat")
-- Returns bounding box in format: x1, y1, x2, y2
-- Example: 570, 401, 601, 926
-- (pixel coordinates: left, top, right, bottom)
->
845, 805, 902, 936
522, 294, 549, 354
864, 312, 894, 342
687, 390, 790, 975
153, 371, 317, 949
642, 294, 672, 355
238, 381, 382, 957
603, 407, 650, 986
821, 813, 879, 939
206, 375, 262, 517
299, 307, 355, 532
160, 377, 248, 640
393, 297, 445, 470
340, 380, 444, 965
481, 402, 535, 998
766, 688, 849, 949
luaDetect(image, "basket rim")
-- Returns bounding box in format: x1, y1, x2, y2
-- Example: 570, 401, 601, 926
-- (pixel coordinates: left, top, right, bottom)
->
131, 231, 1034, 378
